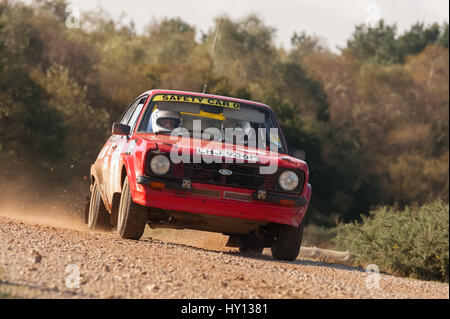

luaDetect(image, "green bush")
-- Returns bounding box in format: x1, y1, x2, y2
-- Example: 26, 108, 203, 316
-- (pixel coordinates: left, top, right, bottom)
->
333, 201, 449, 282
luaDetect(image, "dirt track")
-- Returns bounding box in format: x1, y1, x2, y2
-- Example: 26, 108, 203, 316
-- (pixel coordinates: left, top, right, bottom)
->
0, 212, 448, 299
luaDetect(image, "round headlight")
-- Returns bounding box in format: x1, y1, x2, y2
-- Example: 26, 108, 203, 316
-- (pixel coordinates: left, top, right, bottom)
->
278, 171, 299, 191
150, 155, 171, 175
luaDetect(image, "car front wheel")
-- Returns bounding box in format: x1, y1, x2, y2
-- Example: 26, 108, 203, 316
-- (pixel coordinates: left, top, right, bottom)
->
271, 222, 304, 261
88, 182, 111, 231
117, 178, 148, 240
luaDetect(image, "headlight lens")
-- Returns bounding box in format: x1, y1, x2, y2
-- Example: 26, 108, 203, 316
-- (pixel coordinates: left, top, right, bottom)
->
278, 171, 299, 191
150, 155, 171, 175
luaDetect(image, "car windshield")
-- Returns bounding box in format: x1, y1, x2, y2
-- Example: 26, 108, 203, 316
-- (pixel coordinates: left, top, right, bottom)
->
137, 94, 287, 153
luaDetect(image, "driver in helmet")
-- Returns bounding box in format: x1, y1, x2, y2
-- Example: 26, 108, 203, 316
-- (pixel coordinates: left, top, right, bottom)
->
151, 109, 181, 133
222, 119, 255, 144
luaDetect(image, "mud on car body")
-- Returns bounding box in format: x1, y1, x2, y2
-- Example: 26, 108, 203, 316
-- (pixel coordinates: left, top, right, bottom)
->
87, 89, 311, 261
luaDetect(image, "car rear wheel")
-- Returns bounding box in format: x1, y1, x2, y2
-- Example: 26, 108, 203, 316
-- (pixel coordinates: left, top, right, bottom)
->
117, 178, 148, 240
271, 222, 304, 261
88, 182, 111, 231
239, 233, 264, 255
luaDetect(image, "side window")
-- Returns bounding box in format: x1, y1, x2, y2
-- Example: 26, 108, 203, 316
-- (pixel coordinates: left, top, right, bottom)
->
267, 113, 287, 154
119, 99, 140, 125
137, 101, 157, 132
127, 96, 147, 133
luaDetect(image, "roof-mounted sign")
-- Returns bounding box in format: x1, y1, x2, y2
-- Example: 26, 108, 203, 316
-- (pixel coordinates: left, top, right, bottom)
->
153, 94, 240, 110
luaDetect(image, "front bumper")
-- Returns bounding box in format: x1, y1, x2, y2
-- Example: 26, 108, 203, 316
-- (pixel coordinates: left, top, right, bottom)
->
134, 175, 310, 227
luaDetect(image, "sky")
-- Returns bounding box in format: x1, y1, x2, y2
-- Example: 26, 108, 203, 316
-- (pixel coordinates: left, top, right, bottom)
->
25, 0, 450, 50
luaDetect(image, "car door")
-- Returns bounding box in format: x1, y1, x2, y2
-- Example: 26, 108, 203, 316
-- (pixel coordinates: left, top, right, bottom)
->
102, 98, 140, 205
106, 95, 148, 204
95, 101, 135, 204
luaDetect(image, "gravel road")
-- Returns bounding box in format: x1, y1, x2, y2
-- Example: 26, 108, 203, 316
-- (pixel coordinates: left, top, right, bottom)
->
0, 213, 448, 299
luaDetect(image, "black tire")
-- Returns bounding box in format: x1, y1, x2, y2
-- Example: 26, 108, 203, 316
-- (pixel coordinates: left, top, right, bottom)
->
271, 222, 304, 261
117, 178, 148, 240
88, 183, 111, 231
239, 234, 264, 255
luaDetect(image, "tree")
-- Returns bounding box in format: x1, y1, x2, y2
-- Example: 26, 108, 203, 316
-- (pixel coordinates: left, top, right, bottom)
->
397, 22, 441, 61
346, 20, 449, 65
346, 20, 400, 65
0, 2, 65, 177
437, 23, 449, 48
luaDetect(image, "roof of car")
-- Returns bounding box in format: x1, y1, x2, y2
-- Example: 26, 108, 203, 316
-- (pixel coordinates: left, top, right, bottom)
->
141, 89, 272, 110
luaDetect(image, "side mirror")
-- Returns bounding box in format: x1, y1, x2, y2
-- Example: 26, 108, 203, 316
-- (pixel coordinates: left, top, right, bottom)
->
112, 123, 131, 136
289, 149, 306, 161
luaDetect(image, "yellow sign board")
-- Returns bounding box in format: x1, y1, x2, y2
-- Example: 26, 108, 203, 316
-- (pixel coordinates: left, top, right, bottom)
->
181, 110, 225, 121
153, 94, 240, 110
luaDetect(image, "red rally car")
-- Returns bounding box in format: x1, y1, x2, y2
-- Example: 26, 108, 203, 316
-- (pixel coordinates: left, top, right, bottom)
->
87, 89, 311, 261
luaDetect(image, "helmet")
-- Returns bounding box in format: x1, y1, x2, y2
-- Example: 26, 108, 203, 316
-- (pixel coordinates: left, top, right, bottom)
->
222, 119, 255, 142
238, 120, 253, 137
151, 109, 181, 133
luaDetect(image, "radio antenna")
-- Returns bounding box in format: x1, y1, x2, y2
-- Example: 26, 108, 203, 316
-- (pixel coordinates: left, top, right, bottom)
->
203, 14, 223, 94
